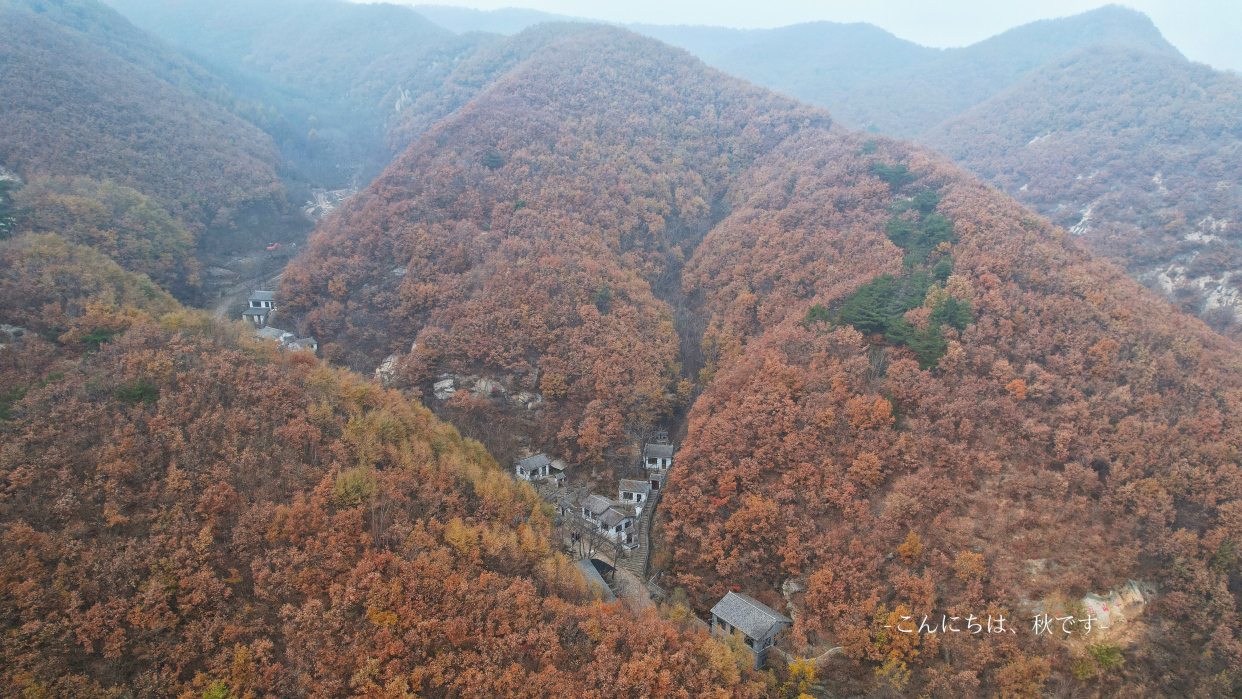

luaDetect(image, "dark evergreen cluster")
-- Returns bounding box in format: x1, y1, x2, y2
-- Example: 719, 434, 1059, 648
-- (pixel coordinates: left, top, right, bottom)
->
806, 189, 972, 368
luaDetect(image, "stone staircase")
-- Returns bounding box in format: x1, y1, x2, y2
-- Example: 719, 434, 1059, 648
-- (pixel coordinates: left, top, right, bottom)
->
619, 491, 659, 577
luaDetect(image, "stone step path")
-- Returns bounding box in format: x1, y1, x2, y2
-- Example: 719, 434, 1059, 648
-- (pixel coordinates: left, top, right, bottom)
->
618, 492, 658, 578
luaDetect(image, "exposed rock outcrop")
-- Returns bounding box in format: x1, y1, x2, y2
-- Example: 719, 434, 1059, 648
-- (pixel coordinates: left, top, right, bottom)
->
0, 324, 28, 349
375, 354, 400, 386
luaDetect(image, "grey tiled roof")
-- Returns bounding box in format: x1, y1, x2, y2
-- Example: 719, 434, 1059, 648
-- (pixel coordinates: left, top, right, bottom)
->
599, 508, 631, 528
516, 454, 550, 475
710, 592, 792, 640
619, 479, 651, 494
644, 443, 674, 459
249, 290, 275, 302
242, 307, 270, 318
583, 494, 613, 517
516, 454, 550, 471
557, 486, 590, 509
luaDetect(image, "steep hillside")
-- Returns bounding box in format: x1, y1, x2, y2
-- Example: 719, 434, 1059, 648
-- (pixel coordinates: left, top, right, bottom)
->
101, 0, 495, 189
0, 0, 286, 236
384, 23, 584, 156
281, 26, 826, 471
11, 177, 202, 300
0, 233, 764, 698
925, 46, 1242, 335
1, 0, 226, 96
283, 25, 1242, 695
639, 6, 1242, 332
0, 232, 180, 340
663, 127, 1242, 696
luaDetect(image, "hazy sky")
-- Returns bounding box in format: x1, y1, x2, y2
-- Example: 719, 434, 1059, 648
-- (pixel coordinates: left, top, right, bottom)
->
397, 0, 1241, 73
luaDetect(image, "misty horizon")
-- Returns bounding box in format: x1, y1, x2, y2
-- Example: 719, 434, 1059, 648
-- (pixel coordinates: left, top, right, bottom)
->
380, 0, 1241, 74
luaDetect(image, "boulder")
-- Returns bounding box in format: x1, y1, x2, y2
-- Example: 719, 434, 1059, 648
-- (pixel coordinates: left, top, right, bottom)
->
375, 354, 400, 386
781, 578, 805, 599
0, 324, 28, 350
433, 378, 456, 400
472, 377, 506, 398
514, 391, 544, 409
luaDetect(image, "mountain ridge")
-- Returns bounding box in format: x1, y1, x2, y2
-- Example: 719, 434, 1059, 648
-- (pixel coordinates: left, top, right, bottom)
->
0, 0, 287, 228
924, 43, 1242, 334
0, 0, 293, 300
407, 3, 1241, 333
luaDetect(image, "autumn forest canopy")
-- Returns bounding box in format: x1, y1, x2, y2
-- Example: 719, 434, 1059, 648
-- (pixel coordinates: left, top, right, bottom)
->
3, 0, 1242, 697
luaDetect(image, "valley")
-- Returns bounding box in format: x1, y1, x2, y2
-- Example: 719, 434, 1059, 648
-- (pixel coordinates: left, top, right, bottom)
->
2, 1, 1242, 697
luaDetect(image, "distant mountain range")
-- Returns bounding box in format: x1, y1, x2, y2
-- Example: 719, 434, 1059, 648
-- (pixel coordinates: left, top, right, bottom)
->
641, 6, 1180, 137
924, 45, 1242, 332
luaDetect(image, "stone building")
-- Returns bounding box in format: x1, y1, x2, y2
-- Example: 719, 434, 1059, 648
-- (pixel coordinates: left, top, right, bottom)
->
710, 592, 792, 669
557, 489, 638, 549
515, 453, 552, 481
618, 479, 652, 514
242, 290, 276, 327
643, 442, 674, 489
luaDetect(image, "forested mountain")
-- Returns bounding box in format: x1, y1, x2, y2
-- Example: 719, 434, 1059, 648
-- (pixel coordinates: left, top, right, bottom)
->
663, 128, 1242, 697
624, 6, 1242, 335
0, 0, 287, 238
635, 6, 1178, 139
427, 6, 1242, 334
925, 46, 1242, 335
384, 23, 585, 156
413, 4, 583, 35
6, 1, 1242, 695
0, 231, 759, 697
0, 13, 780, 692
100, 0, 497, 189
282, 25, 826, 470
280, 24, 1242, 696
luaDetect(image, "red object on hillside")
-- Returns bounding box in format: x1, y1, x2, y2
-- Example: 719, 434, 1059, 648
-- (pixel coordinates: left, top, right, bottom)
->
266, 242, 282, 251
